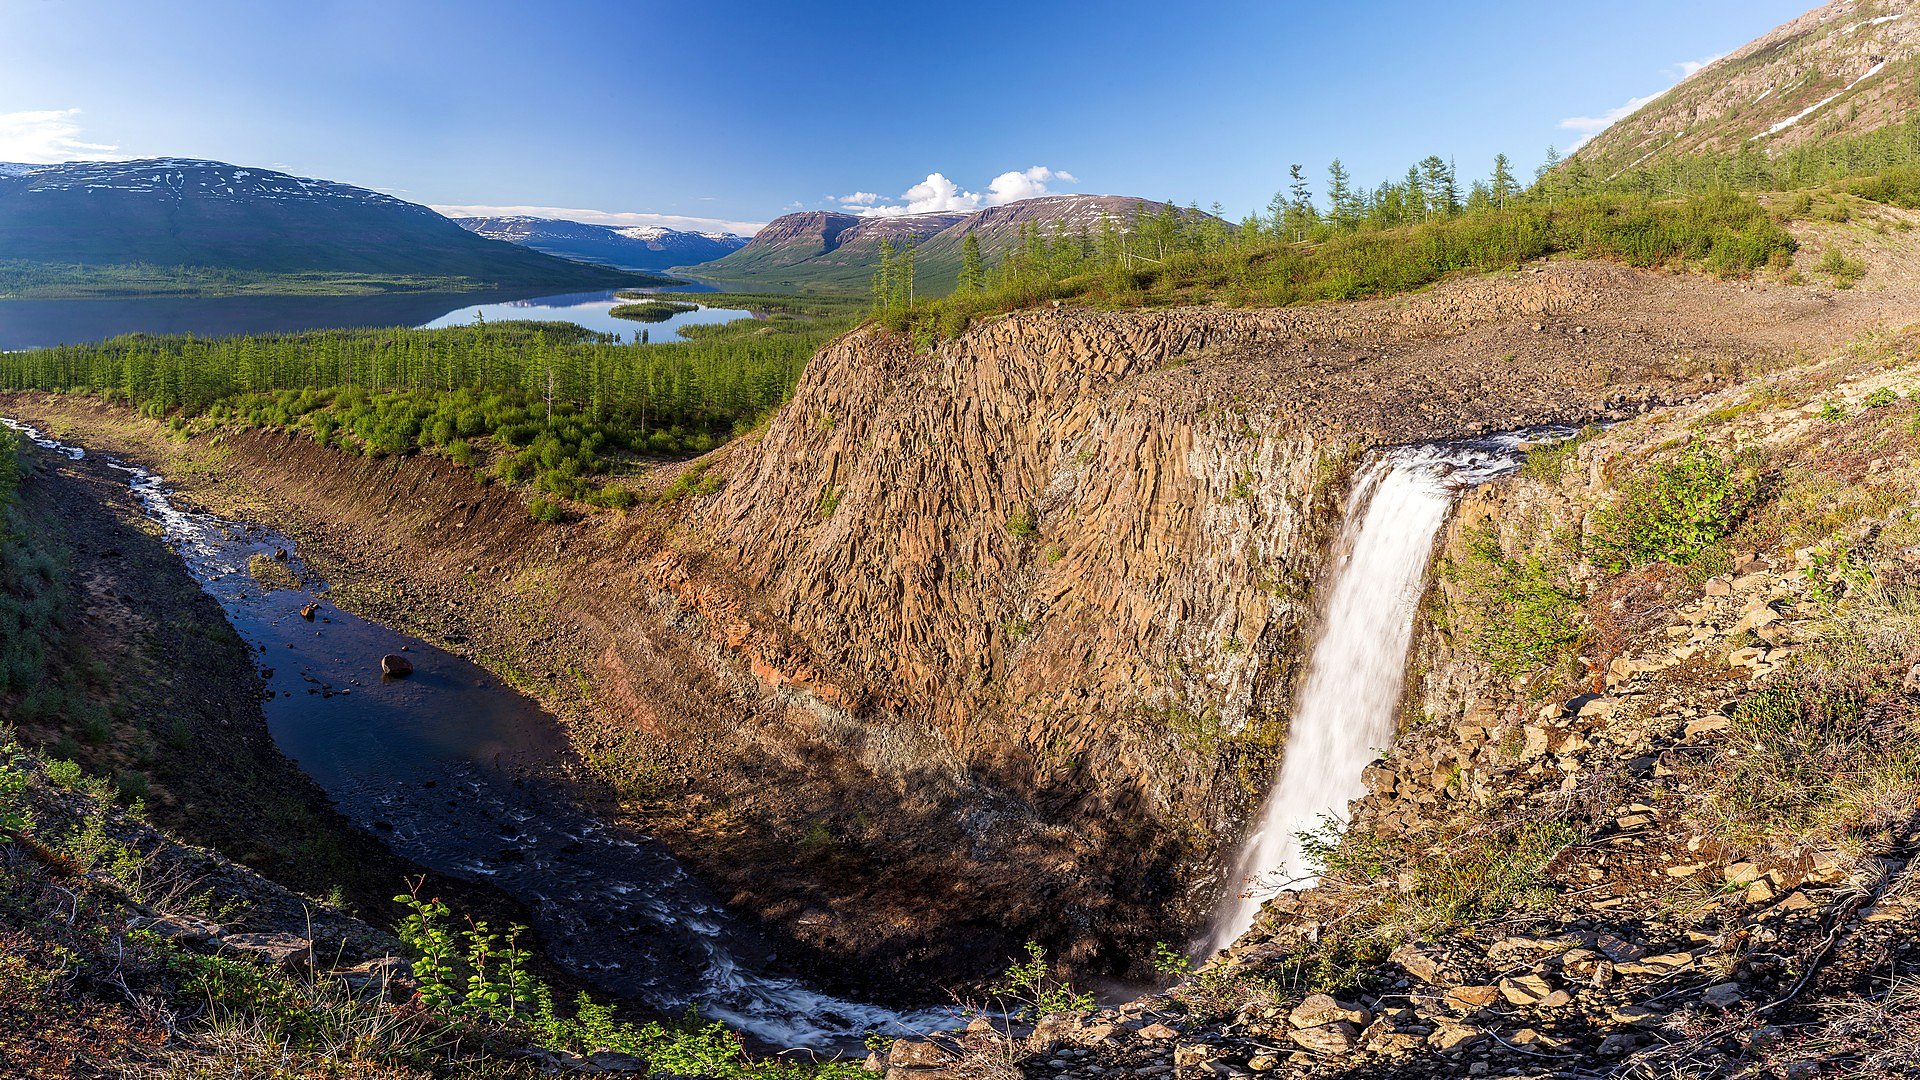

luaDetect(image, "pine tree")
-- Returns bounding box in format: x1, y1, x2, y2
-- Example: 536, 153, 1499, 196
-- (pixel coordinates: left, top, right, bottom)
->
871, 238, 898, 312
958, 231, 987, 292
1326, 159, 1354, 230
1491, 153, 1517, 209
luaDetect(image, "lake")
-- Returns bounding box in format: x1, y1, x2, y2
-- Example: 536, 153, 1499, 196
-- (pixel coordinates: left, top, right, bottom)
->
0, 287, 754, 350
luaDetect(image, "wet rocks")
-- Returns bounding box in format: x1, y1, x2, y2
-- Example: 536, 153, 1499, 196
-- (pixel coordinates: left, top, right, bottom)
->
380, 653, 414, 677
300, 602, 319, 620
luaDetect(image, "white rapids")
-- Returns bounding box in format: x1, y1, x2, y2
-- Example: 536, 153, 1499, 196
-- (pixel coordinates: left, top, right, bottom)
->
1205, 430, 1566, 954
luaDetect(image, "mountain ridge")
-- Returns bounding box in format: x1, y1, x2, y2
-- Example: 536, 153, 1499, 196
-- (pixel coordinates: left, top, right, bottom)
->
695, 194, 1217, 293
0, 158, 637, 297
453, 214, 748, 271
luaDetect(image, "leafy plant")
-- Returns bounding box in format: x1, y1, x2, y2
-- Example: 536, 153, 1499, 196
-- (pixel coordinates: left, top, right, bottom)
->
1591, 444, 1756, 571
990, 942, 1095, 1020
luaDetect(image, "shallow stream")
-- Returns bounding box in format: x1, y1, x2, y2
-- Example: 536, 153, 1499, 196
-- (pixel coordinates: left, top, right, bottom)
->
2, 417, 947, 1049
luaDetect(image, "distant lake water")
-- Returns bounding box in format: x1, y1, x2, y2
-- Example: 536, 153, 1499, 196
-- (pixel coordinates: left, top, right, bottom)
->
0, 286, 753, 350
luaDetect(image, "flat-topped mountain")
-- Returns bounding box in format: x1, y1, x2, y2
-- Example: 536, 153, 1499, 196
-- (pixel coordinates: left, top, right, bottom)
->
1568, 0, 1920, 176
695, 194, 1216, 293
453, 214, 747, 271
0, 158, 634, 296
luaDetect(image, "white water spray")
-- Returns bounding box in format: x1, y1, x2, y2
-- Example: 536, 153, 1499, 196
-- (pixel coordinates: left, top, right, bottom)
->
1205, 431, 1562, 954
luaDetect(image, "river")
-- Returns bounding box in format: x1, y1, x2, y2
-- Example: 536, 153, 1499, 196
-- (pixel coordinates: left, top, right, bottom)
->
0, 417, 949, 1049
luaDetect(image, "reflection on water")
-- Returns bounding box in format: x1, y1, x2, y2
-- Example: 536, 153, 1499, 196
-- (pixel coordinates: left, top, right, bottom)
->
0, 417, 956, 1049
420, 289, 755, 341
0, 287, 752, 350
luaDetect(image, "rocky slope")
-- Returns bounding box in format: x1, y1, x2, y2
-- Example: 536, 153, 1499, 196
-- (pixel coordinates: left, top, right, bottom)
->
871, 264, 1920, 1080
1569, 0, 1920, 177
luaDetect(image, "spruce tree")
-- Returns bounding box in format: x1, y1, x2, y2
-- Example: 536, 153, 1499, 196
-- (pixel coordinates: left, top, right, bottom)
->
1491, 153, 1517, 208
1326, 159, 1354, 230
958, 231, 987, 292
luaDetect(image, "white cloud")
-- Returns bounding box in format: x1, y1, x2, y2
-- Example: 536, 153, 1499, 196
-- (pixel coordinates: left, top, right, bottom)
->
0, 108, 121, 164
1557, 54, 1725, 151
429, 203, 765, 236
852, 165, 1078, 217
986, 166, 1076, 205
1673, 54, 1724, 79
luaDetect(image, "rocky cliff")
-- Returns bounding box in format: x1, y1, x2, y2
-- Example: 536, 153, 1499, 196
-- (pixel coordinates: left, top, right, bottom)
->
867, 298, 1920, 1079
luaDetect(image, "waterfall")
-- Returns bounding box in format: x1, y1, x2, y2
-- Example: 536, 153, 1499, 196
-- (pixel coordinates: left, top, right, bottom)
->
1205, 431, 1561, 954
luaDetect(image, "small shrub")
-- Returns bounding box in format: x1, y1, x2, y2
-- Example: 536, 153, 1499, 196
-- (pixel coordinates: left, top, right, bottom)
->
527, 497, 567, 524
1864, 386, 1899, 409
1445, 526, 1585, 682
1591, 444, 1756, 572
1006, 505, 1038, 541
1818, 248, 1867, 288
42, 757, 83, 790
990, 942, 1095, 1020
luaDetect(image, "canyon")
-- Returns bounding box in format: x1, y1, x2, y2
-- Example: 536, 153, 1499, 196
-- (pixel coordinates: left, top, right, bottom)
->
13, 206, 1919, 1002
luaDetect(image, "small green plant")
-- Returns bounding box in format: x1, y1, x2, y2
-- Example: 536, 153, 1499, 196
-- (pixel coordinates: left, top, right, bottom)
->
1821, 399, 1848, 421
1864, 386, 1900, 409
0, 743, 32, 838
1818, 248, 1867, 288
1444, 526, 1584, 681
1591, 444, 1756, 571
1006, 505, 1038, 541
816, 483, 842, 518
1150, 941, 1193, 977
42, 757, 83, 790
990, 942, 1095, 1020
527, 496, 567, 524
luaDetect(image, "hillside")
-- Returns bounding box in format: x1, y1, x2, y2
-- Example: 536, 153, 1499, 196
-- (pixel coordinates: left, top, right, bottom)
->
1569, 0, 1920, 177
694, 195, 1213, 294
454, 214, 747, 271
0, 158, 637, 297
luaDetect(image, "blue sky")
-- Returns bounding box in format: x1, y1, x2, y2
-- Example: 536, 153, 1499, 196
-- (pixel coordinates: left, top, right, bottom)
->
0, 0, 1815, 233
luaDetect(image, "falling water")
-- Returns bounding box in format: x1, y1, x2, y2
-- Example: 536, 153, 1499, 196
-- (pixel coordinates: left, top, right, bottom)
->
1205, 430, 1567, 954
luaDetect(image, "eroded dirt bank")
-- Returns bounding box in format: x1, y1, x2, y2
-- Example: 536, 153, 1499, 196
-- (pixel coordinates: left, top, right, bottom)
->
11, 248, 1920, 994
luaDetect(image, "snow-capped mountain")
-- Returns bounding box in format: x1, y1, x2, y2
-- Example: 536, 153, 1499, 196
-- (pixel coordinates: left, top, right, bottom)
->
0, 158, 633, 291
454, 215, 749, 271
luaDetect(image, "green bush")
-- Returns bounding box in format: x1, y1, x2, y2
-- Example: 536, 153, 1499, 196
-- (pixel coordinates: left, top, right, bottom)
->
1591, 444, 1756, 572
1447, 527, 1585, 680
527, 497, 567, 524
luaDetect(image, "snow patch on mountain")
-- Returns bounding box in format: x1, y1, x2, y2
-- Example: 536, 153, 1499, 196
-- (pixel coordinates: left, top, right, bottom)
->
1752, 60, 1888, 140
7, 157, 431, 214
